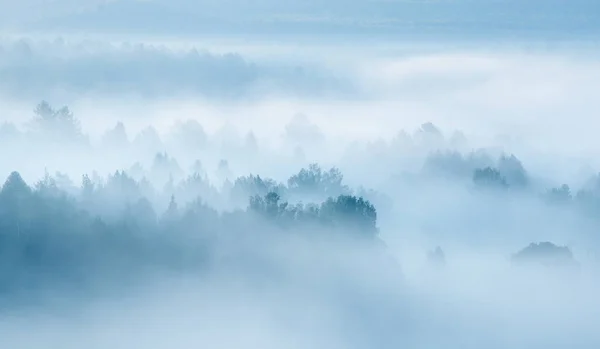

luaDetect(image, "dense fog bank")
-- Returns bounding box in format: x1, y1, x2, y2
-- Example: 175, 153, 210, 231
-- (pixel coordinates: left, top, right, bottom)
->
1, 10, 600, 345
2, 99, 600, 347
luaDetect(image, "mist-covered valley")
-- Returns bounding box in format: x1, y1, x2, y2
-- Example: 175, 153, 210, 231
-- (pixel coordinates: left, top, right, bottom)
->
2, 2, 600, 347
3, 96, 600, 347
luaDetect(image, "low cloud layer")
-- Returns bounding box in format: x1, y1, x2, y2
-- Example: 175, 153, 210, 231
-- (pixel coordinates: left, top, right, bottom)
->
0, 38, 356, 101
2, 37, 600, 147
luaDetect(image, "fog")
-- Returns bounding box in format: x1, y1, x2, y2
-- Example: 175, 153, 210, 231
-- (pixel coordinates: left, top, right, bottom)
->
2, 2, 600, 348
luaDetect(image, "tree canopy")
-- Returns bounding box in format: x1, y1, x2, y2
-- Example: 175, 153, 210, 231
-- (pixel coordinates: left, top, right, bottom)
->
0, 166, 380, 294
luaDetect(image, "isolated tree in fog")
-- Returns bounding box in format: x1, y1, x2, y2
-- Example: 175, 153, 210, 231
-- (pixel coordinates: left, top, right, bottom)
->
31, 101, 82, 141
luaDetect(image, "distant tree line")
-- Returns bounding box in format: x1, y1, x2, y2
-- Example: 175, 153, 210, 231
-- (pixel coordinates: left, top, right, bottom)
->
2, 101, 599, 296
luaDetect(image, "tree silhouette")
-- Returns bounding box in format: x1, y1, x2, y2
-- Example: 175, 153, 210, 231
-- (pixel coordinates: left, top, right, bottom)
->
512, 242, 578, 269
545, 184, 572, 205
31, 101, 82, 141
319, 195, 378, 238
498, 154, 529, 188
473, 167, 508, 189
287, 163, 350, 201
231, 174, 284, 204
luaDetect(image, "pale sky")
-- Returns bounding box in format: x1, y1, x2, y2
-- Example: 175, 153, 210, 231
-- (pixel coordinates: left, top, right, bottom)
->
1, 0, 599, 39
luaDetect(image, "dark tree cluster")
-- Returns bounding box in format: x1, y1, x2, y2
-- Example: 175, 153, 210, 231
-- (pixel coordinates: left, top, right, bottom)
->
540, 173, 600, 224
473, 167, 509, 189
421, 148, 600, 235
249, 192, 377, 238
231, 163, 352, 206
423, 150, 529, 190
0, 166, 379, 295
511, 242, 578, 269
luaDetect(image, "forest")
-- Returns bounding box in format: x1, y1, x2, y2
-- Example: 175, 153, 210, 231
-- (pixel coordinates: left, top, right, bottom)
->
2, 0, 599, 345
0, 100, 593, 301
